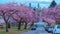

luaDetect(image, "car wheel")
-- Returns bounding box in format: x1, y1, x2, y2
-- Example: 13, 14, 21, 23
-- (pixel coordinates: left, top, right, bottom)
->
52, 32, 55, 34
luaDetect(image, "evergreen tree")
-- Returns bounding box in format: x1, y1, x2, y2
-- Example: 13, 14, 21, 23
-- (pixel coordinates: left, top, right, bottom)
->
49, 0, 57, 8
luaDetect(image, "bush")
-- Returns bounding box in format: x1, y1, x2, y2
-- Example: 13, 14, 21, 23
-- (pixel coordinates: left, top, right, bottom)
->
8, 22, 10, 28
0, 25, 4, 29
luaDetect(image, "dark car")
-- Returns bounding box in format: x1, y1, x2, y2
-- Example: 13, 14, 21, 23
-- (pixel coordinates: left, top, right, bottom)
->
45, 26, 49, 31
45, 26, 54, 33
31, 25, 37, 30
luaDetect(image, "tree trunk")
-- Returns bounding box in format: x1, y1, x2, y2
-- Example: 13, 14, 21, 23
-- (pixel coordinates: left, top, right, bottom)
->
30, 23, 34, 27
6, 21, 8, 32
18, 22, 21, 30
24, 22, 27, 29
48, 23, 51, 26
3, 16, 8, 32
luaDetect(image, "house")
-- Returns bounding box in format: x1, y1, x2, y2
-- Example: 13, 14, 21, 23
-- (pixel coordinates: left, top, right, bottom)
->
0, 17, 5, 28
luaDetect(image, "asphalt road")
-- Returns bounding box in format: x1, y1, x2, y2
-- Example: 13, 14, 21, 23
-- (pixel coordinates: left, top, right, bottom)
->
19, 27, 52, 34
19, 22, 52, 34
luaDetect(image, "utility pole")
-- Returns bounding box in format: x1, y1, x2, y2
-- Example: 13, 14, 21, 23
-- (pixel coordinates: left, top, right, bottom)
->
29, 3, 31, 7
37, 3, 40, 8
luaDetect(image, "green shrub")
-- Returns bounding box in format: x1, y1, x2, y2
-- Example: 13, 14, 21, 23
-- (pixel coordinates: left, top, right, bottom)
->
0, 25, 4, 29
8, 22, 10, 28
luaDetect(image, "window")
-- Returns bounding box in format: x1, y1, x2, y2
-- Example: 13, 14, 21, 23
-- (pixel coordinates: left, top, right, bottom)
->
57, 25, 60, 28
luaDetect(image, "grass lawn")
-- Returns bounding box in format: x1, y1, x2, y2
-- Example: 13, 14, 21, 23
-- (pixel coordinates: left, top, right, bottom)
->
0, 29, 28, 34
0, 26, 31, 34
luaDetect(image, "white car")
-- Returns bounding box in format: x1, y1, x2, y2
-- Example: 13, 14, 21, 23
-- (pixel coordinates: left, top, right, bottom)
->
45, 26, 54, 33
53, 24, 60, 34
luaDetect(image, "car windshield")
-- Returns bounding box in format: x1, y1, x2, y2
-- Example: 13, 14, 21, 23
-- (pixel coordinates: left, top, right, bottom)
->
57, 25, 60, 28
32, 25, 37, 27
47, 26, 53, 28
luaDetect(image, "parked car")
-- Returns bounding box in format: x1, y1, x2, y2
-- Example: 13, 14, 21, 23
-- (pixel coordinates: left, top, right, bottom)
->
45, 26, 48, 31
31, 25, 37, 30
45, 26, 54, 33
48, 26, 54, 33
34, 22, 47, 28
53, 24, 60, 34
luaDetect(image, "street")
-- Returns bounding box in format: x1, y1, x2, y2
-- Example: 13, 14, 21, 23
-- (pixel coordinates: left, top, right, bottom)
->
0, 21, 53, 34
19, 22, 52, 34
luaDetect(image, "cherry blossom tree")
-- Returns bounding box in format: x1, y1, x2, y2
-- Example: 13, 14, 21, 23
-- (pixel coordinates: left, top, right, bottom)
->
42, 4, 60, 25
42, 8, 56, 25
11, 5, 40, 30
0, 3, 18, 32
0, 2, 40, 31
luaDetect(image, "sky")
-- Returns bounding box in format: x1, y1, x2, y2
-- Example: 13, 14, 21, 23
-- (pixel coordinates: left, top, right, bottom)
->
0, 0, 60, 8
